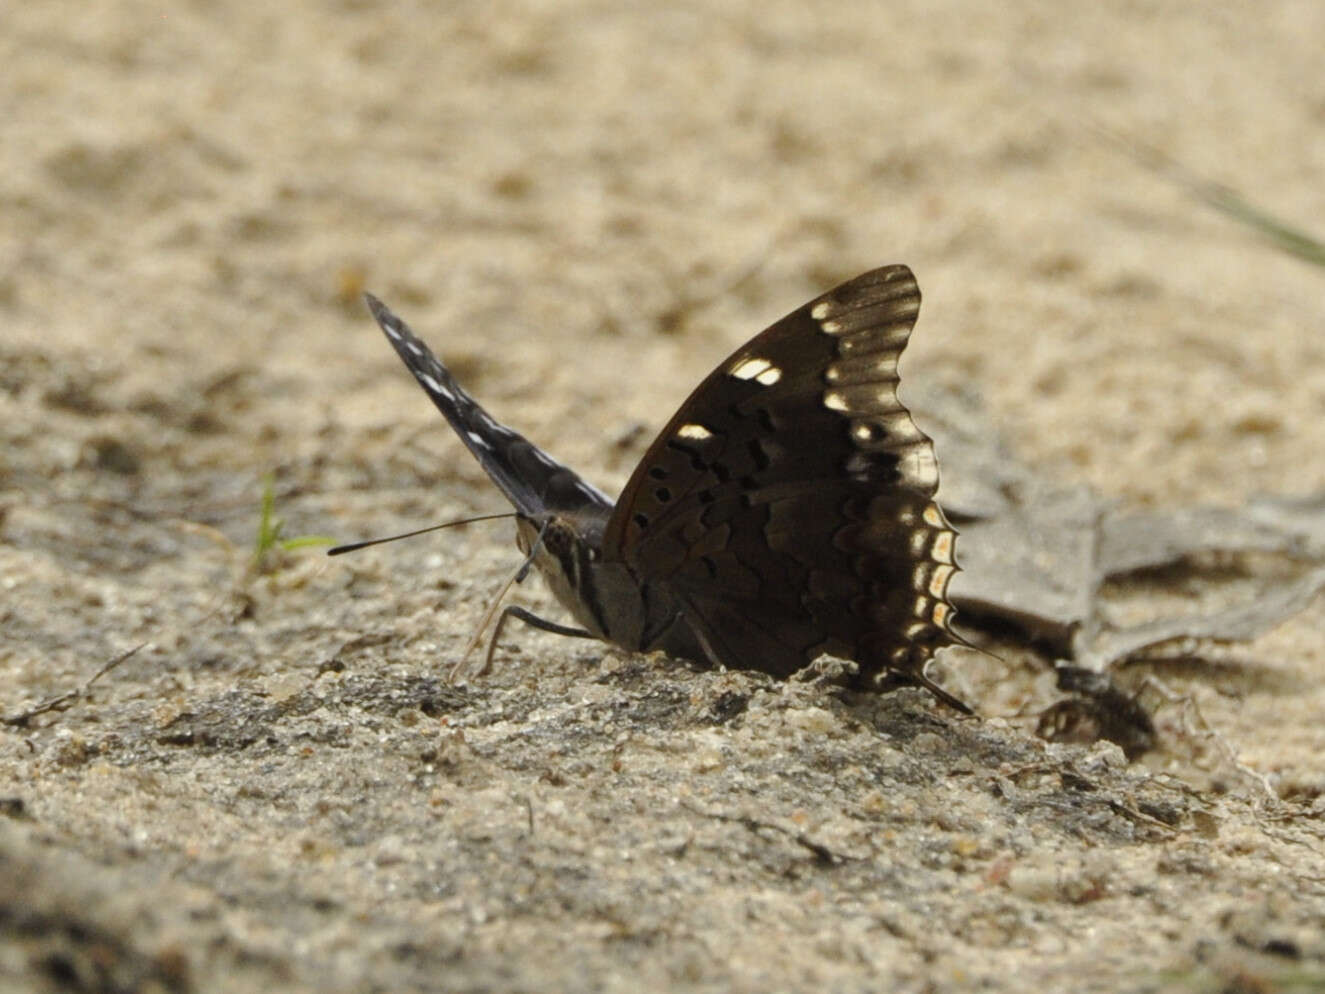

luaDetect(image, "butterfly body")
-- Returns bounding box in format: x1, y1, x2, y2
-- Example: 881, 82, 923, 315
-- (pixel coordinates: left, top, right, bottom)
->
512, 511, 714, 665
363, 265, 968, 710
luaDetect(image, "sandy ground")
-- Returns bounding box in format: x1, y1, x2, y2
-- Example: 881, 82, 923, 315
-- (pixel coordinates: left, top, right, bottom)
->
3, 1, 1325, 991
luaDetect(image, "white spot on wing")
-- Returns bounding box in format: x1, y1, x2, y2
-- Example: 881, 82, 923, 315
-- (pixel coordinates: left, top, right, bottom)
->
852, 422, 881, 444
755, 367, 781, 386
419, 373, 454, 401
729, 357, 773, 381
465, 429, 491, 450
931, 531, 954, 565
479, 415, 513, 438
902, 447, 939, 487
928, 564, 955, 599
677, 423, 713, 440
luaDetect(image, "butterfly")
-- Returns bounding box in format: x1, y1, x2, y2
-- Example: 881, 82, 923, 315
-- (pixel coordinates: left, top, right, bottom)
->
360, 264, 969, 711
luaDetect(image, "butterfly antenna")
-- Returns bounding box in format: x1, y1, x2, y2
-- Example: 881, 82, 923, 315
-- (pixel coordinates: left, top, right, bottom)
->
326, 512, 516, 556
449, 519, 551, 684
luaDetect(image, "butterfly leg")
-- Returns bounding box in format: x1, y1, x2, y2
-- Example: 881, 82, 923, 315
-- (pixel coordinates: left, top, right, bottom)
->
874, 668, 974, 716
480, 606, 595, 675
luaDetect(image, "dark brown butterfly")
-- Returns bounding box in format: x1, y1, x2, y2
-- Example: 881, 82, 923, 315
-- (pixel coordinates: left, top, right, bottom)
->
360, 265, 969, 711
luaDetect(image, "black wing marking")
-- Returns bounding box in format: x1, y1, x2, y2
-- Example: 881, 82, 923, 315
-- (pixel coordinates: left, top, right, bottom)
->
364, 294, 612, 519
601, 266, 962, 689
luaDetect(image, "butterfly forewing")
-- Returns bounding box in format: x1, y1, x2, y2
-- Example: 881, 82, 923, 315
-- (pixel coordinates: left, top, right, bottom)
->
601, 265, 962, 691
365, 293, 612, 519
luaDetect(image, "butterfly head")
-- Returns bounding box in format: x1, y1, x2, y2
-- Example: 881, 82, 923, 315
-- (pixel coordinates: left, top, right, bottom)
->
513, 511, 611, 641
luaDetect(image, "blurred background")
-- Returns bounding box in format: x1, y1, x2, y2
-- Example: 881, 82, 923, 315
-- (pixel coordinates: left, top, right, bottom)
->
6, 0, 1323, 514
